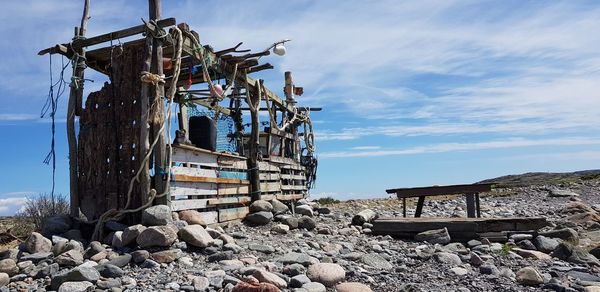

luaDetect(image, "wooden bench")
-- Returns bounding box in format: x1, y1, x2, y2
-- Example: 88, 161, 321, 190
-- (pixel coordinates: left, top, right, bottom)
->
385, 183, 493, 218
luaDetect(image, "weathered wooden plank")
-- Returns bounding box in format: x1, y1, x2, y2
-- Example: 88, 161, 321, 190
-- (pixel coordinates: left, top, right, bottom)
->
171, 181, 217, 196
171, 166, 218, 178
218, 158, 247, 170
258, 161, 280, 172
219, 206, 249, 222
174, 174, 249, 185
371, 217, 548, 236
170, 199, 208, 211
261, 194, 275, 201
38, 18, 177, 55
172, 146, 218, 167
386, 183, 493, 197
280, 174, 305, 180
281, 184, 306, 191
217, 185, 250, 195
277, 193, 304, 201
259, 172, 281, 181
268, 156, 300, 166
208, 196, 251, 206
260, 182, 281, 192
173, 144, 245, 160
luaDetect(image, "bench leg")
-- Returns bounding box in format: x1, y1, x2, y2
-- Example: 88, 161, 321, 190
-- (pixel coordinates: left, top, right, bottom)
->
476, 193, 481, 218
403, 198, 407, 218
415, 196, 425, 218
466, 193, 476, 218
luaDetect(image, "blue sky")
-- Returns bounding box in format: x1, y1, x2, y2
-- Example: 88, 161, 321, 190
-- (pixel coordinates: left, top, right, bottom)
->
1, 0, 600, 215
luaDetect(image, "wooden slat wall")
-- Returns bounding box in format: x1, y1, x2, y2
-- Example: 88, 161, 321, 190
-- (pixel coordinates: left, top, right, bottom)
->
169, 145, 250, 224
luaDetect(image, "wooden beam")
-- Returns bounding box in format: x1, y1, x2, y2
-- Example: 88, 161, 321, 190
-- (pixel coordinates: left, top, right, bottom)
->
173, 174, 249, 185
38, 17, 177, 55
149, 0, 168, 206
67, 0, 90, 217
387, 183, 493, 197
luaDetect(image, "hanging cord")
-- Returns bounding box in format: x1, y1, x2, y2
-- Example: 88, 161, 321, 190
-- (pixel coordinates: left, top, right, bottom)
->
90, 26, 184, 240
41, 55, 70, 214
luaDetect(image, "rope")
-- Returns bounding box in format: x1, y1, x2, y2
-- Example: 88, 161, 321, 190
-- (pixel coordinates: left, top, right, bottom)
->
90, 26, 184, 240
41, 55, 69, 214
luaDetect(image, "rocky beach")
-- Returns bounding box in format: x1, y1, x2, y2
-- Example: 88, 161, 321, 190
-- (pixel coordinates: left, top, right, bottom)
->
1, 176, 600, 292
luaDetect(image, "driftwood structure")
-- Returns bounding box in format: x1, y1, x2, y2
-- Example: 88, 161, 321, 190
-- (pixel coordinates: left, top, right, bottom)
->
40, 0, 319, 227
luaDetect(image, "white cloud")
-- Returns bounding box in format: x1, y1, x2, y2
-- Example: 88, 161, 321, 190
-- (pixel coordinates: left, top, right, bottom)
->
351, 146, 381, 150
321, 137, 600, 158
0, 197, 28, 216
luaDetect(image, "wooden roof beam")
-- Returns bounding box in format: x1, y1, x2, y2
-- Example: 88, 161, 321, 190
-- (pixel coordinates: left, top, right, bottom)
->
38, 17, 177, 55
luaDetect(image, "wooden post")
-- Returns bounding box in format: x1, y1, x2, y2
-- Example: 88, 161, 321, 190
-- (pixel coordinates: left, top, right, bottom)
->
414, 196, 425, 218
149, 0, 168, 206
138, 7, 154, 207
67, 0, 90, 217
466, 193, 476, 218
283, 71, 299, 160
247, 79, 262, 201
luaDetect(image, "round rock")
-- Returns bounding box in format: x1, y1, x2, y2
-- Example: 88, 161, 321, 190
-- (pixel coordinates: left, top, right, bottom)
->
307, 263, 345, 287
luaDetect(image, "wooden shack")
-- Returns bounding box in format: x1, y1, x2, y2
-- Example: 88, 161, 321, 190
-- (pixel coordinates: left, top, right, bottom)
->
39, 0, 319, 227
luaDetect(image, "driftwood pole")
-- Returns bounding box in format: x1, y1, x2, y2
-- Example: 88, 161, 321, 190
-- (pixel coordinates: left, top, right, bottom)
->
138, 3, 154, 206
284, 71, 299, 159
247, 79, 262, 201
67, 0, 90, 217
149, 0, 168, 205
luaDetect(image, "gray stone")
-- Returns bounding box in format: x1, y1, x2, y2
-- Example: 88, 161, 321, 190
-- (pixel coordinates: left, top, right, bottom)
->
106, 254, 131, 267
25, 232, 52, 254
278, 252, 319, 266
41, 215, 72, 237
360, 253, 393, 270
480, 264, 500, 275
272, 224, 290, 234
0, 273, 8, 288
55, 249, 84, 266
251, 268, 287, 288
271, 199, 290, 215
249, 200, 273, 213
298, 216, 317, 231
540, 228, 579, 243
549, 189, 580, 197
450, 267, 469, 276
291, 274, 311, 288
58, 281, 94, 292
302, 281, 327, 292
150, 249, 180, 264
97, 278, 122, 289
245, 211, 273, 225
21, 252, 52, 263
510, 233, 534, 241
552, 242, 600, 266
105, 220, 128, 232
121, 224, 146, 247
296, 205, 314, 217
205, 269, 226, 288
281, 217, 299, 229
136, 225, 177, 248
283, 263, 307, 276
178, 225, 214, 248
192, 276, 210, 291
31, 262, 59, 279
207, 251, 233, 262
566, 270, 600, 282
140, 259, 160, 269
0, 259, 18, 276
249, 244, 275, 254
433, 252, 462, 265
517, 239, 537, 251
516, 266, 544, 285
131, 250, 150, 264
97, 264, 124, 278
415, 228, 451, 244
533, 235, 560, 253
141, 205, 173, 226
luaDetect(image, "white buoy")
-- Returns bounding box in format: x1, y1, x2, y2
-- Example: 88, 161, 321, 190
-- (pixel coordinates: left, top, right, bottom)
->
273, 44, 286, 56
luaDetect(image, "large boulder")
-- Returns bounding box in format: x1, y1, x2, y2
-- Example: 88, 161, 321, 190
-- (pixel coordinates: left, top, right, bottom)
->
249, 200, 273, 213
0, 259, 18, 276
540, 228, 579, 243
41, 215, 72, 237
415, 228, 451, 244
178, 225, 214, 248
533, 235, 560, 253
307, 263, 346, 287
271, 199, 289, 215
552, 242, 600, 266
178, 210, 207, 226
25, 232, 52, 254
245, 211, 273, 225
142, 205, 173, 226
136, 226, 178, 248
0, 273, 8, 288
295, 205, 314, 217
298, 216, 316, 231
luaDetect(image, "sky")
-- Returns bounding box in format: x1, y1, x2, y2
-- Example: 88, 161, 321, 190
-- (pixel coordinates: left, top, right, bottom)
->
1, 0, 600, 215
